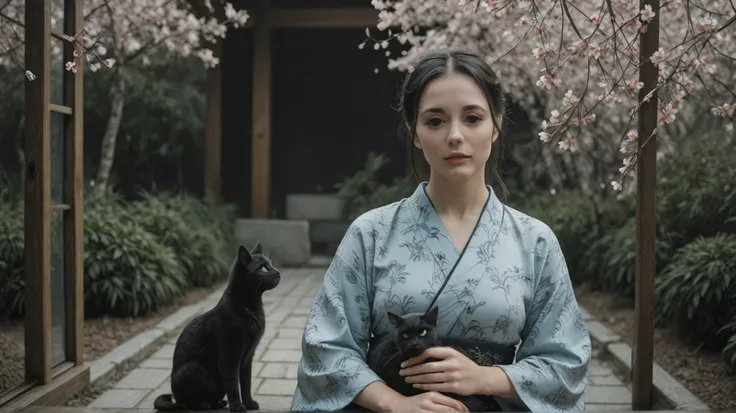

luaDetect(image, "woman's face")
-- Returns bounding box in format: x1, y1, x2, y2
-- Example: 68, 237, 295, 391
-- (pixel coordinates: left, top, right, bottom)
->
414, 72, 498, 183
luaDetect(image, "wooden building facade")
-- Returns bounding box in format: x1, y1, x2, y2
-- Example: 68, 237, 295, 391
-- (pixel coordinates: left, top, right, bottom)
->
205, 0, 408, 218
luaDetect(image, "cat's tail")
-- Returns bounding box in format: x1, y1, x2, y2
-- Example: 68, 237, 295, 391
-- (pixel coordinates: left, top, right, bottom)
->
153, 394, 188, 411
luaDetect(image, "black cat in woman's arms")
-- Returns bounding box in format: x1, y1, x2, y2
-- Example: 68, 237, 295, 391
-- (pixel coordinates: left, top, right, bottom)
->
154, 242, 281, 412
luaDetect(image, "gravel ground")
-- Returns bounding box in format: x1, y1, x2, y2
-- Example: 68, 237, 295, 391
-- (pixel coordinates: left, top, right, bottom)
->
0, 280, 226, 398
575, 282, 736, 411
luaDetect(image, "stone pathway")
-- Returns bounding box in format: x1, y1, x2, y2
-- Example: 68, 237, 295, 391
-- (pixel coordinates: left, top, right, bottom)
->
88, 267, 633, 411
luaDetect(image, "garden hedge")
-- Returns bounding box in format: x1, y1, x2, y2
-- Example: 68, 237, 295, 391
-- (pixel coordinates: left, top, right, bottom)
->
0, 192, 236, 318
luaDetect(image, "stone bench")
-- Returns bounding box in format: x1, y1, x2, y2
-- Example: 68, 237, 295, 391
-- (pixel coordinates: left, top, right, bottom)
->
285, 194, 349, 255
235, 219, 310, 267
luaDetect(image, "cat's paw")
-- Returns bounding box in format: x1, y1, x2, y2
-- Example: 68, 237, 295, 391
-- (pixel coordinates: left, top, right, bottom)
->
243, 399, 259, 410
229, 401, 247, 412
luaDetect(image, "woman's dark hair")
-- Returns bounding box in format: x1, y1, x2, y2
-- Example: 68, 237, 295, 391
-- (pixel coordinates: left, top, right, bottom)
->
398, 49, 508, 198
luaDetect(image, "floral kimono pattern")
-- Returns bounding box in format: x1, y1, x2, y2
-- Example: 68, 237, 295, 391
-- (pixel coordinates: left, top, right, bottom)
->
291, 183, 591, 412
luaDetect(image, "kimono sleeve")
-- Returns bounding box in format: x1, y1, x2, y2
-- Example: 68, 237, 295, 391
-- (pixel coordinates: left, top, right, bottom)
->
496, 226, 591, 413
291, 222, 383, 412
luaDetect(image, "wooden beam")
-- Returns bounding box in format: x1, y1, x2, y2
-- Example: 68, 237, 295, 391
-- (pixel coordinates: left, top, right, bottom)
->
204, 40, 223, 201
2, 364, 89, 412
251, 0, 271, 218
24, 0, 52, 385
632, 0, 660, 410
63, 0, 86, 367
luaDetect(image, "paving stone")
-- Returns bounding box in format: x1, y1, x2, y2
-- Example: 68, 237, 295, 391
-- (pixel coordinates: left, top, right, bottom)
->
247, 378, 263, 397
136, 379, 171, 409
291, 306, 313, 316
115, 368, 171, 390
259, 362, 299, 379
260, 350, 302, 363
254, 395, 295, 410
278, 328, 304, 338
590, 360, 615, 376
252, 362, 264, 376
257, 378, 297, 396
139, 358, 172, 369
282, 315, 307, 328
262, 349, 302, 363
88, 389, 149, 409
266, 310, 291, 325
591, 374, 624, 386
298, 297, 316, 307
150, 344, 176, 359
269, 337, 302, 350
587, 320, 623, 345
88, 328, 164, 382
585, 385, 632, 404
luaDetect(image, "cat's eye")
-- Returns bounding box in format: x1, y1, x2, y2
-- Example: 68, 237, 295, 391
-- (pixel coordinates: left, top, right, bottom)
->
402, 332, 409, 339
259, 266, 268, 272
419, 329, 427, 337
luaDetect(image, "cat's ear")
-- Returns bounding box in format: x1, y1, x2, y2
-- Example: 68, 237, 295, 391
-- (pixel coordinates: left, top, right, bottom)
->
252, 242, 263, 255
423, 306, 439, 325
238, 245, 253, 265
387, 312, 402, 326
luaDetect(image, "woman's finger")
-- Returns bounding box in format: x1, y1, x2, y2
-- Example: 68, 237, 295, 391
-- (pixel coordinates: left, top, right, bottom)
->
404, 372, 446, 384
402, 346, 457, 368
400, 360, 447, 376
428, 393, 468, 412
414, 382, 457, 394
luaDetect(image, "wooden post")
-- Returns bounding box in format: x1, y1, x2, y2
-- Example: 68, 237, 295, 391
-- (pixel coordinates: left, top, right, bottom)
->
24, 0, 52, 385
633, 0, 660, 409
64, 0, 85, 366
204, 39, 223, 201
251, 0, 271, 218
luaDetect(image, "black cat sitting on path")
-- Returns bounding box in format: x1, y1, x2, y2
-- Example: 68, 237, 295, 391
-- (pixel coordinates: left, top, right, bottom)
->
366, 306, 501, 412
153, 243, 280, 412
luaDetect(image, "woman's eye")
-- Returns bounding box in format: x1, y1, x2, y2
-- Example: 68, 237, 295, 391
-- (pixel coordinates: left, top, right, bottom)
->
426, 118, 444, 127
467, 115, 482, 123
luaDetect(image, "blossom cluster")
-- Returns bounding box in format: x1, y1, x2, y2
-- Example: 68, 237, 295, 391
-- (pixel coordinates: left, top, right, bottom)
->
367, 0, 735, 190
1, 0, 248, 80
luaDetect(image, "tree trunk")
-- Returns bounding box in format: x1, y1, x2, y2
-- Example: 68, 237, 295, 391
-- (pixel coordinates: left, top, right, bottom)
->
91, 72, 126, 198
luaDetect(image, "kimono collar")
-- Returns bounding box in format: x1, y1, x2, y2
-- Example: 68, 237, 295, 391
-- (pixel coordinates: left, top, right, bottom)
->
408, 181, 501, 219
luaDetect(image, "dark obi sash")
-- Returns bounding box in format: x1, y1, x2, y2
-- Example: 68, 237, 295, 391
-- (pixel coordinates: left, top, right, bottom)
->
364, 335, 517, 412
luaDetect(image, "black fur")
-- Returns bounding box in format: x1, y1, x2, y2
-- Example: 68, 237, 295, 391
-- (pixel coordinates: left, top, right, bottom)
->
366, 306, 492, 412
153, 243, 280, 412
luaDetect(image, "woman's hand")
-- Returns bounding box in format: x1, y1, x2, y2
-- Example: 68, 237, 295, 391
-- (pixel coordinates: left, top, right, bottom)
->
399, 346, 490, 396
390, 392, 469, 413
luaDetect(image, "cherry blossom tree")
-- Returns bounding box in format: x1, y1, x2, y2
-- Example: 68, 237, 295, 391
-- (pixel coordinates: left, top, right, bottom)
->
0, 0, 248, 196
366, 0, 735, 193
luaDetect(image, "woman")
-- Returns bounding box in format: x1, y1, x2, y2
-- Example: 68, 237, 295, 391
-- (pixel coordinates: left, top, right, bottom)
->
291, 49, 591, 413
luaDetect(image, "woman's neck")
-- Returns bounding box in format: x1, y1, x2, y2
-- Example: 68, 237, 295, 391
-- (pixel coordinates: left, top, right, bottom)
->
425, 172, 488, 219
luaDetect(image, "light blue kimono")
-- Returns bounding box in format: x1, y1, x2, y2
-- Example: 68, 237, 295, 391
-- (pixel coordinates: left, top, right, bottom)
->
291, 183, 591, 412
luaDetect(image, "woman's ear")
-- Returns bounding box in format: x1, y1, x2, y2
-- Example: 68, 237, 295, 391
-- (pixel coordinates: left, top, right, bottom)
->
408, 121, 423, 149
492, 117, 503, 142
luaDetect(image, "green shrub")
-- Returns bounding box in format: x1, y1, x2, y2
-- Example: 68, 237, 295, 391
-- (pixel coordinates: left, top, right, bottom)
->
0, 202, 24, 317
511, 191, 599, 285
720, 316, 736, 373
129, 192, 233, 287
83, 197, 189, 317
335, 152, 415, 221
594, 217, 675, 297
654, 234, 736, 346
658, 131, 736, 248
